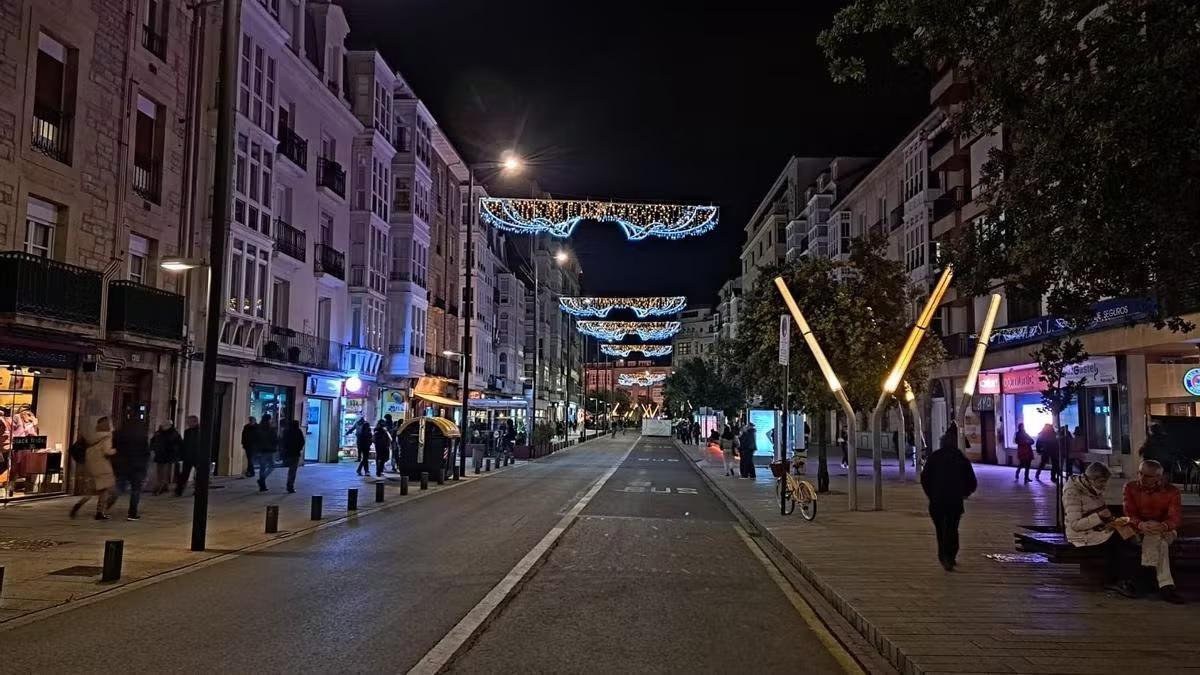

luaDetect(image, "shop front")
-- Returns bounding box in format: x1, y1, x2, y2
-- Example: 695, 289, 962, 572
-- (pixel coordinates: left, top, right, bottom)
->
1, 362, 74, 501
303, 375, 343, 463
340, 376, 374, 457
411, 376, 460, 422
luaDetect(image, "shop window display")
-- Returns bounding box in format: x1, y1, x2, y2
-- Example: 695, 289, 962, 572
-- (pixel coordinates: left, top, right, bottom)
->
1, 366, 71, 499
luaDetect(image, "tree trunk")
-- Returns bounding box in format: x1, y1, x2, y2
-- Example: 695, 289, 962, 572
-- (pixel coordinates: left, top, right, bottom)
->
817, 408, 830, 493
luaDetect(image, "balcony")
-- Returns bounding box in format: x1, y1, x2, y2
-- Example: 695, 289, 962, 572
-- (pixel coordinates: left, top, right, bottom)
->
929, 130, 967, 172
141, 25, 166, 59
313, 243, 345, 280
272, 218, 306, 262
277, 123, 308, 170
932, 186, 967, 236
316, 157, 346, 198
388, 269, 426, 288
889, 205, 904, 231
106, 280, 184, 342
931, 65, 971, 107
939, 332, 975, 360
261, 324, 343, 372
31, 106, 71, 164
433, 296, 446, 310
425, 354, 461, 380
0, 251, 102, 328
132, 161, 161, 203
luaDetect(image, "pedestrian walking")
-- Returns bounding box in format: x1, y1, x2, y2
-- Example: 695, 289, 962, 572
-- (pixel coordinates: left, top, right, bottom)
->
920, 430, 978, 571
150, 420, 182, 495
174, 415, 200, 497
719, 424, 737, 477
691, 421, 701, 445
738, 422, 758, 479
355, 418, 373, 476
373, 420, 391, 478
280, 419, 305, 493
112, 419, 151, 520
1013, 423, 1034, 483
69, 417, 116, 520
240, 416, 258, 478
255, 414, 277, 492
1035, 423, 1061, 482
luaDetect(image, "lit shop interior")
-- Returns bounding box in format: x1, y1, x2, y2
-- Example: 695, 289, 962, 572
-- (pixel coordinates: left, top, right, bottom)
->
1, 365, 72, 500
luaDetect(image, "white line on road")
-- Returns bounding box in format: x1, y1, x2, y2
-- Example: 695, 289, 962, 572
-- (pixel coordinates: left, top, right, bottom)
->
407, 436, 641, 675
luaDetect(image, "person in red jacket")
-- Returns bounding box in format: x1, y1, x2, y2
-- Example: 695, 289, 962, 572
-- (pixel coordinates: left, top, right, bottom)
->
1123, 459, 1184, 604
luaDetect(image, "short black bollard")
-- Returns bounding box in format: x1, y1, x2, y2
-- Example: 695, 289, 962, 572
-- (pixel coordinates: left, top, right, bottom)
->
265, 505, 279, 533
420, 471, 429, 490
347, 488, 358, 512
474, 462, 480, 475
0, 565, 5, 596
375, 481, 385, 503
400, 474, 409, 495
436, 468, 445, 485
485, 457, 492, 472
310, 495, 323, 521
452, 465, 460, 481
101, 539, 123, 583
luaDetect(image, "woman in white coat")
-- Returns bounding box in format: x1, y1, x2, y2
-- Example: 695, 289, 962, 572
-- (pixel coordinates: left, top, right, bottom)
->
70, 417, 116, 520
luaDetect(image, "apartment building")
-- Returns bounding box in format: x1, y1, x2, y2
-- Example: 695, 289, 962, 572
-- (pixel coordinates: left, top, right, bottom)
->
0, 0, 195, 499
517, 234, 582, 428
672, 306, 717, 363
715, 278, 742, 343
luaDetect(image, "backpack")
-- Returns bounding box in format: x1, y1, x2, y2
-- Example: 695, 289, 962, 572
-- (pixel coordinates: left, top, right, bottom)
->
68, 437, 88, 464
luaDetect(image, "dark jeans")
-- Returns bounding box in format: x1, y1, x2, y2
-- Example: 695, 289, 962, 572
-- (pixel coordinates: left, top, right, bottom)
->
1015, 457, 1032, 480
256, 453, 275, 485
116, 469, 146, 517
929, 503, 964, 564
285, 458, 299, 490
243, 446, 255, 477
174, 460, 195, 496
356, 446, 371, 474
739, 453, 756, 478
1035, 454, 1061, 481
375, 449, 388, 476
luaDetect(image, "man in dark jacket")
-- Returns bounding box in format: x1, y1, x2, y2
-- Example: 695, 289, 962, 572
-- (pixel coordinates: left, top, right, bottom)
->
738, 422, 757, 478
1034, 423, 1061, 483
355, 419, 373, 476
255, 414, 277, 492
240, 416, 258, 478
175, 415, 201, 497
112, 419, 151, 520
921, 431, 978, 571
150, 420, 182, 495
373, 421, 391, 478
280, 419, 305, 493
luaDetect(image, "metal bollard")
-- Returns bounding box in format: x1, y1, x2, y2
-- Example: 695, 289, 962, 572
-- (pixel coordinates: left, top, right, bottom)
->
474, 462, 480, 475
485, 457, 492, 472
452, 465, 460, 481
420, 471, 429, 490
347, 488, 358, 512
400, 474, 409, 495
0, 565, 5, 596
101, 539, 123, 583
436, 467, 445, 485
310, 495, 323, 520
265, 505, 279, 533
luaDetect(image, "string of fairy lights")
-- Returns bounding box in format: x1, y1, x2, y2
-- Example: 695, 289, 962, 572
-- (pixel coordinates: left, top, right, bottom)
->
600, 344, 673, 358
479, 197, 718, 240
576, 320, 682, 342
559, 296, 687, 318
617, 371, 669, 387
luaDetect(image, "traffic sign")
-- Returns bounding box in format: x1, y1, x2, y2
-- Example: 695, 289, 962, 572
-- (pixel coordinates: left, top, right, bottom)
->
778, 314, 790, 365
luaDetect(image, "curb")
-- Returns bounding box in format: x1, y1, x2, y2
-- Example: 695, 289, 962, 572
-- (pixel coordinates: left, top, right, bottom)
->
673, 440, 918, 675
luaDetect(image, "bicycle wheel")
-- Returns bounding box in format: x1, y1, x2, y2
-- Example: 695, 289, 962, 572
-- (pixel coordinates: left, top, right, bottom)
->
777, 477, 795, 515
797, 480, 817, 521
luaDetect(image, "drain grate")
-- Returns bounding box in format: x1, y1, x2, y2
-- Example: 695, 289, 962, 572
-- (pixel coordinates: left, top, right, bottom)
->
49, 565, 103, 577
0, 538, 69, 552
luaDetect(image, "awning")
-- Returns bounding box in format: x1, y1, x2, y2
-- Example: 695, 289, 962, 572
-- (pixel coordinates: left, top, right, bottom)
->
413, 392, 462, 407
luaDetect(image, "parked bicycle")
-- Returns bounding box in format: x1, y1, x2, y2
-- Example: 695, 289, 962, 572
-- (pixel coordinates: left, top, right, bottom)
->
770, 454, 817, 521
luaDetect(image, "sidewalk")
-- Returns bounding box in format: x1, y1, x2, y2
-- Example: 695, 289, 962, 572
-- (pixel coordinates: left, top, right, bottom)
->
0, 459, 519, 626
679, 442, 1200, 675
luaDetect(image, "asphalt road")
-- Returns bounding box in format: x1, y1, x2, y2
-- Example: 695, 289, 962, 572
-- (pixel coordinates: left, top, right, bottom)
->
4, 435, 851, 674
448, 435, 848, 674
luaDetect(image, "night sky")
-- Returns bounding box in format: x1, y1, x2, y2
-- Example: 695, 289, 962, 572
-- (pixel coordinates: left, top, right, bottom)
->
342, 0, 928, 305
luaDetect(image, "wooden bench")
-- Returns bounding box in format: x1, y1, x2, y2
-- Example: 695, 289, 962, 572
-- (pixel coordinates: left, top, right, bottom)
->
1014, 530, 1200, 584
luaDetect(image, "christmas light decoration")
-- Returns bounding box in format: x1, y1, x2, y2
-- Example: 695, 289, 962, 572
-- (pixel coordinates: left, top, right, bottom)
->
559, 296, 687, 318
600, 344, 673, 358
479, 197, 718, 240
617, 371, 670, 387
576, 321, 681, 342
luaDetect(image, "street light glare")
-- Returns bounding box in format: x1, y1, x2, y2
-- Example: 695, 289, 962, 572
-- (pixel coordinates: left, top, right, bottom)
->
554, 250, 569, 264
160, 257, 202, 272
502, 156, 522, 172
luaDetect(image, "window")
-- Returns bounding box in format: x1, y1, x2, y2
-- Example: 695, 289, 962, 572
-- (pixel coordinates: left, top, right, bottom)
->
319, 212, 333, 245
257, 0, 280, 18
128, 234, 151, 284
394, 175, 411, 212
238, 35, 275, 133
226, 238, 270, 319
32, 33, 73, 164
316, 297, 331, 341
133, 94, 164, 202
271, 277, 289, 325
142, 0, 168, 58
232, 134, 273, 235
373, 80, 391, 141
24, 197, 59, 258
370, 157, 389, 220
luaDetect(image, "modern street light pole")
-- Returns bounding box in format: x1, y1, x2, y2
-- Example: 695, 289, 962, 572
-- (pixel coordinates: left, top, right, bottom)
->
460, 167, 475, 479
192, 0, 240, 551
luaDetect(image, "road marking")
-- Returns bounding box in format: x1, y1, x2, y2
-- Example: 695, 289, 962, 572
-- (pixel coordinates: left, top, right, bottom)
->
407, 436, 641, 675
732, 524, 864, 675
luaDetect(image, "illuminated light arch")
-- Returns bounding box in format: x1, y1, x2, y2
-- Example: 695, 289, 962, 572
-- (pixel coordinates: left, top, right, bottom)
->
479, 198, 718, 240
559, 296, 687, 318
617, 371, 670, 387
576, 321, 681, 342
600, 344, 673, 358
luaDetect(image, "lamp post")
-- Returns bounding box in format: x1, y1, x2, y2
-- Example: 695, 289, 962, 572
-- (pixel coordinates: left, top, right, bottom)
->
775, 276, 860, 511
957, 294, 1003, 453
869, 266, 954, 509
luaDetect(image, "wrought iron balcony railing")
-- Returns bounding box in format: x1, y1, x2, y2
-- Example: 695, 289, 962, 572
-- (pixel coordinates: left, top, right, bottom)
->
261, 324, 343, 371
141, 25, 166, 59
313, 243, 345, 280
106, 280, 184, 341
0, 251, 102, 326
273, 219, 306, 262
316, 157, 345, 197
132, 161, 161, 203
31, 106, 71, 164
277, 123, 308, 170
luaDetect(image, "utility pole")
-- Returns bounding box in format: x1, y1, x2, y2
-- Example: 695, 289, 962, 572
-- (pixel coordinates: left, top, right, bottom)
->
192, 0, 240, 552
527, 234, 539, 440
459, 169, 475, 479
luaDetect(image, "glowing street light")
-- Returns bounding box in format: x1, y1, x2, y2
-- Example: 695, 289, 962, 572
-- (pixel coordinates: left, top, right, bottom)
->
957, 293, 1003, 452
554, 250, 569, 265
160, 256, 205, 273
775, 276, 860, 511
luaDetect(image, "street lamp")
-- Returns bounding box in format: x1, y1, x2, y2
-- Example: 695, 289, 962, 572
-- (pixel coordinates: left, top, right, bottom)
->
527, 246, 569, 448
957, 293, 1002, 452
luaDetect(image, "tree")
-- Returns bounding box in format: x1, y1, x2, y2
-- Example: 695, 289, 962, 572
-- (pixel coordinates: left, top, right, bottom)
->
663, 356, 745, 420
820, 0, 1199, 440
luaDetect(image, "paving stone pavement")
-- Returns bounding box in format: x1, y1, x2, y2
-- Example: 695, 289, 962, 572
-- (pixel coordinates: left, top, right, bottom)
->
679, 442, 1200, 675
0, 459, 520, 625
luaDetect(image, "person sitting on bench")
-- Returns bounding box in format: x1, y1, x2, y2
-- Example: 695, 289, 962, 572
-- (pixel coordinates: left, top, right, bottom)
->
1062, 462, 1138, 597
1123, 459, 1185, 604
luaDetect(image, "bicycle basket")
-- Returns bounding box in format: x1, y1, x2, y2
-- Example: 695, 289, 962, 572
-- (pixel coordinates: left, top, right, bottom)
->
768, 460, 788, 478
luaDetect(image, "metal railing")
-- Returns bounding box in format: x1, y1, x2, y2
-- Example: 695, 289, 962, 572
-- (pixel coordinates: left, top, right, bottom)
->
932, 186, 967, 223
939, 332, 975, 359
273, 219, 306, 262
313, 243, 345, 280
106, 280, 184, 340
889, 205, 904, 231
261, 324, 343, 371
316, 157, 345, 197
425, 354, 461, 380
31, 106, 71, 164
277, 123, 308, 170
141, 25, 166, 58
132, 161, 161, 202
0, 251, 102, 325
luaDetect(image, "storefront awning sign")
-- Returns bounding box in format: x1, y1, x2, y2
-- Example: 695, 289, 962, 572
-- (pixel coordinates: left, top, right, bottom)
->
414, 392, 462, 408
1184, 368, 1200, 397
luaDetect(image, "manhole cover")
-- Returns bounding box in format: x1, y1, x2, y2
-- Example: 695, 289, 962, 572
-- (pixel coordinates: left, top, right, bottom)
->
49, 565, 103, 577
0, 538, 69, 551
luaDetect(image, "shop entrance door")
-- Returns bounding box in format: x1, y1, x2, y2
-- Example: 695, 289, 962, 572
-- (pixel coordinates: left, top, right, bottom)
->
980, 411, 997, 464
212, 381, 230, 475
304, 398, 329, 462
112, 369, 152, 425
